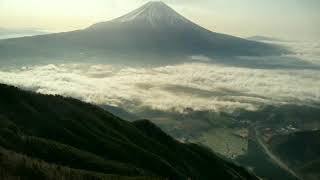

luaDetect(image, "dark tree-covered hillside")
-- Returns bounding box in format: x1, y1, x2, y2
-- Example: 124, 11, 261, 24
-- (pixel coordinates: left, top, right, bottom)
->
0, 83, 257, 180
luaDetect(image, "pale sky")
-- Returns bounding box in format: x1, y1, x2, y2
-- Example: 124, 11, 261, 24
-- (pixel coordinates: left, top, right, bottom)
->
0, 0, 319, 40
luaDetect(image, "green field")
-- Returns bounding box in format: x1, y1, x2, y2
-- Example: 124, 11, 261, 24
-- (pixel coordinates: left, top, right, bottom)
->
196, 128, 248, 159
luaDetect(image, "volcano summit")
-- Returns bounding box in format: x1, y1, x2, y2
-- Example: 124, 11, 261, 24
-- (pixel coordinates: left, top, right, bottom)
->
0, 1, 288, 64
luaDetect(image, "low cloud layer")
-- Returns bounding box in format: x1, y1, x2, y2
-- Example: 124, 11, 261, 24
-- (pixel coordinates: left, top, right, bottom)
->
0, 45, 319, 114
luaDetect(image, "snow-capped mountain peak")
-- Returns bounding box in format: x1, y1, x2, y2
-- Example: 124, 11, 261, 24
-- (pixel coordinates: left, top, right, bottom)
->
81, 1, 286, 57
112, 1, 190, 27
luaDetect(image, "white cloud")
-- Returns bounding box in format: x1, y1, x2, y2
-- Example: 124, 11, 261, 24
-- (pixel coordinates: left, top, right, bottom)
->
0, 52, 319, 114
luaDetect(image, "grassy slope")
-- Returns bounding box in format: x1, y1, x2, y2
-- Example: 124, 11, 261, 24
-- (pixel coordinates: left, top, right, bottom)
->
0, 84, 257, 180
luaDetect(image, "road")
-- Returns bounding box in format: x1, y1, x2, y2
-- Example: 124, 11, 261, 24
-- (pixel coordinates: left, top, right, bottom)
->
253, 127, 302, 180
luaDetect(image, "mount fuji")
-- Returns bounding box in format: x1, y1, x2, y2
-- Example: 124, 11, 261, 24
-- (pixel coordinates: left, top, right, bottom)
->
0, 1, 288, 64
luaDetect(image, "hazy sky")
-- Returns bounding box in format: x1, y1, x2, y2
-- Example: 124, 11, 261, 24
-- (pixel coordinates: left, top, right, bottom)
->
0, 0, 319, 40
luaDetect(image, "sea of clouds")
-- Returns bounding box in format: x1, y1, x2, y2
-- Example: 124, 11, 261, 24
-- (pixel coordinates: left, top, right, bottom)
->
0, 41, 319, 114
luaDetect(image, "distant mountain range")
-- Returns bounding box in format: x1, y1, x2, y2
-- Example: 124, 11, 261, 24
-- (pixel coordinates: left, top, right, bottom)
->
0, 1, 289, 65
0, 27, 48, 39
0, 83, 258, 180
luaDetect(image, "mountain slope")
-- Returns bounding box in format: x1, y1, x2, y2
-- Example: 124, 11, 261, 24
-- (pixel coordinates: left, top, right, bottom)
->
0, 1, 288, 64
0, 83, 257, 180
0, 147, 157, 180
